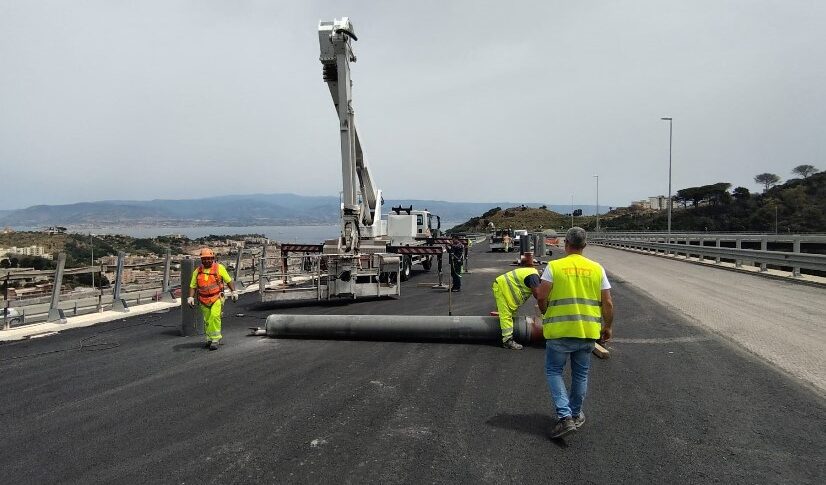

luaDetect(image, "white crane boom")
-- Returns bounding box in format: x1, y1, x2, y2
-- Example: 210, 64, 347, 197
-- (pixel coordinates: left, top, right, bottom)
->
319, 18, 383, 253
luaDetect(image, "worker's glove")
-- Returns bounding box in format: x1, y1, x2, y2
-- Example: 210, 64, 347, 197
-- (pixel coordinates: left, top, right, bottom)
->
186, 296, 195, 307
231, 291, 239, 303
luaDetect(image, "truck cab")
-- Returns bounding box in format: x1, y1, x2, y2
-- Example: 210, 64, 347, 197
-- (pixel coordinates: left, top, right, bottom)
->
386, 206, 439, 244
385, 206, 440, 280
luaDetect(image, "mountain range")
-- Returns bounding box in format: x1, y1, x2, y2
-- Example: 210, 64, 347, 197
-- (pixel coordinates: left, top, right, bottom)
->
0, 193, 602, 227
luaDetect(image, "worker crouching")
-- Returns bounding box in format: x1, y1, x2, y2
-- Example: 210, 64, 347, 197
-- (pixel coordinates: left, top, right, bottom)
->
187, 248, 239, 350
492, 253, 541, 350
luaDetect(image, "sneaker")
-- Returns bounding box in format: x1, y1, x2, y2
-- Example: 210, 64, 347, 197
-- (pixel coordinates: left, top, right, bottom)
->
549, 417, 576, 439
209, 341, 219, 351
573, 412, 585, 429
502, 339, 523, 350
450, 288, 461, 292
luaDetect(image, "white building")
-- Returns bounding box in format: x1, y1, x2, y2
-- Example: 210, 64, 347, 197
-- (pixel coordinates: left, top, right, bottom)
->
648, 195, 670, 211
0, 245, 53, 259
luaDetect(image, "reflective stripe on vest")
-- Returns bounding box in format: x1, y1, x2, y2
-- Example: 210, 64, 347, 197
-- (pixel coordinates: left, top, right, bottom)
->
542, 254, 603, 340
196, 263, 224, 306
495, 267, 538, 308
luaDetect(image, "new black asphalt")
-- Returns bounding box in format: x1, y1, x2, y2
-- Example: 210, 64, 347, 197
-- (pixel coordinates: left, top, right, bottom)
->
1, 242, 824, 484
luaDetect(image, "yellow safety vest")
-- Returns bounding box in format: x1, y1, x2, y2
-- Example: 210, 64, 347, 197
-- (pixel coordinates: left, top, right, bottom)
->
542, 254, 603, 340
494, 267, 539, 309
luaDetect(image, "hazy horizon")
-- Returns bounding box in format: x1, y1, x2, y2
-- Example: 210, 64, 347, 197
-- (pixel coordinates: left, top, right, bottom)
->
2, 1, 823, 210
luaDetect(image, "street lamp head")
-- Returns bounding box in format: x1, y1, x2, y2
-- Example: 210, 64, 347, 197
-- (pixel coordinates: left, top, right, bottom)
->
661, 117, 672, 121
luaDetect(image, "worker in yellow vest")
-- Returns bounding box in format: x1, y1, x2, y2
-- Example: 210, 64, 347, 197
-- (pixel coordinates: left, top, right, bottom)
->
491, 253, 541, 350
187, 248, 238, 350
537, 227, 614, 439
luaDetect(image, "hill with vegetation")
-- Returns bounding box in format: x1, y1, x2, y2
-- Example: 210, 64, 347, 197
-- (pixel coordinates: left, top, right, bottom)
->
448, 167, 825, 234
447, 206, 573, 234
600, 171, 826, 232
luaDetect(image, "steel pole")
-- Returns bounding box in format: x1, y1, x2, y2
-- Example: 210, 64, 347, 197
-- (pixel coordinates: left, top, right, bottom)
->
47, 253, 67, 323
260, 314, 543, 345
112, 251, 128, 312
661, 117, 673, 236
180, 257, 200, 336
90, 234, 95, 289
160, 249, 174, 302
668, 119, 673, 236
234, 243, 244, 289
594, 175, 600, 232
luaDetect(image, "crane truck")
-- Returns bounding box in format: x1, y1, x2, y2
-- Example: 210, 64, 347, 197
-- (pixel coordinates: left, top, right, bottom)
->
260, 18, 449, 303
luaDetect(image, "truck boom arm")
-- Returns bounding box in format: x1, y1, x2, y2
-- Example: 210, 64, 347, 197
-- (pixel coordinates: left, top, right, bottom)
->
319, 18, 383, 252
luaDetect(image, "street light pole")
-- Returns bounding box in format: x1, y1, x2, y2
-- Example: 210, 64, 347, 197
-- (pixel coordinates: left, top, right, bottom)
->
571, 195, 574, 228
661, 117, 673, 236
593, 175, 600, 232
90, 233, 95, 289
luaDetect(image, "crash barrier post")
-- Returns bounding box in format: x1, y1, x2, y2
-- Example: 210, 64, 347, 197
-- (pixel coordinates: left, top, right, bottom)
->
47, 252, 67, 323
180, 257, 200, 336
112, 251, 128, 312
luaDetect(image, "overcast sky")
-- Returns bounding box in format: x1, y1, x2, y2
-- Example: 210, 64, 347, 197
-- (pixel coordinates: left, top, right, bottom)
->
1, 0, 824, 210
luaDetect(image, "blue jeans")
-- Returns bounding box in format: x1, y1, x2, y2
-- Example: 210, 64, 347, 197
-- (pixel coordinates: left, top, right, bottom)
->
545, 338, 595, 419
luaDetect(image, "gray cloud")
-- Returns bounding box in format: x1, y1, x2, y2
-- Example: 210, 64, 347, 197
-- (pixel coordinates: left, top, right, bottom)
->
1, 0, 824, 210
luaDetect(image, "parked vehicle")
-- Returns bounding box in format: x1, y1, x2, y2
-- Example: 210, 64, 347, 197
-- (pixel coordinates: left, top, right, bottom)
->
489, 229, 514, 252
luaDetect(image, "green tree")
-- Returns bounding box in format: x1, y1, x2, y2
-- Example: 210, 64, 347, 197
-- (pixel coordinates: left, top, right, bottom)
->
754, 173, 781, 192
676, 187, 703, 207
732, 186, 751, 201
792, 164, 819, 179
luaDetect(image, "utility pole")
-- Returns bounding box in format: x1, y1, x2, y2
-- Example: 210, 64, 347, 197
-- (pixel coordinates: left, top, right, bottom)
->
661, 117, 673, 236
594, 175, 600, 232
570, 195, 574, 228
90, 233, 95, 289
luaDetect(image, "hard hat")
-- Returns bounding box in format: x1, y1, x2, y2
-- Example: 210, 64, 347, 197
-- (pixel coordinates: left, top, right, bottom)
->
199, 248, 215, 258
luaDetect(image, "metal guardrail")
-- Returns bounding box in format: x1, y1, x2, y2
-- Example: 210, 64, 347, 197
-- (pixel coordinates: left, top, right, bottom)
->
2, 246, 263, 330
592, 236, 826, 277
596, 232, 826, 244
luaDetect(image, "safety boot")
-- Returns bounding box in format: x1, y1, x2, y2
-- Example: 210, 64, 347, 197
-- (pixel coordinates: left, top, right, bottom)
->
209, 341, 219, 351
549, 417, 576, 439
204, 341, 212, 349
502, 339, 523, 350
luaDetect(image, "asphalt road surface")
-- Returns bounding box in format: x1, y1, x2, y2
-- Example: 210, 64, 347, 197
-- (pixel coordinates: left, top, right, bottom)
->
1, 242, 824, 484
587, 245, 826, 393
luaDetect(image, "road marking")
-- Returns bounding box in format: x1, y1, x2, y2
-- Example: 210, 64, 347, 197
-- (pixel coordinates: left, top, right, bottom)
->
472, 267, 505, 274
611, 335, 712, 344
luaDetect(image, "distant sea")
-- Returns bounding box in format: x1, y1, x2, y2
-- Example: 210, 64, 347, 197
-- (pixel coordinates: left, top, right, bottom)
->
49, 222, 464, 242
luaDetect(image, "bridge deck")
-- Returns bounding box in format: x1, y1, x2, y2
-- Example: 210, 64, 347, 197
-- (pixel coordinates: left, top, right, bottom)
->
588, 245, 826, 393
0, 243, 824, 483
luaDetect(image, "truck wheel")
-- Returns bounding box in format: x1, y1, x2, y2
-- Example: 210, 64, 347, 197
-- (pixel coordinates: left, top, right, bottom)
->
400, 257, 412, 281
421, 256, 432, 271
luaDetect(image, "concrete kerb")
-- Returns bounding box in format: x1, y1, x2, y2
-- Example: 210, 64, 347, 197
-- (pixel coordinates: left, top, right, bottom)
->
1, 300, 180, 343
1, 285, 260, 343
